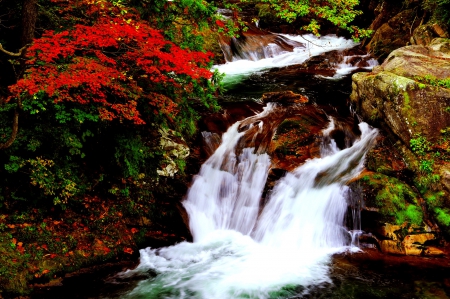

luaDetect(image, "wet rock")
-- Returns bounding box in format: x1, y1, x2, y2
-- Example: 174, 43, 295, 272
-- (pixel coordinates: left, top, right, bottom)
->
380, 239, 405, 255
261, 90, 308, 104
266, 48, 376, 78
364, 134, 408, 177
380, 223, 402, 240
402, 233, 435, 255
424, 246, 446, 256
219, 24, 304, 62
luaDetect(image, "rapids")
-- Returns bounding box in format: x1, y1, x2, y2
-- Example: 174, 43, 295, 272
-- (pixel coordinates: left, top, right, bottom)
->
114, 115, 377, 298
109, 34, 380, 299
30, 29, 450, 299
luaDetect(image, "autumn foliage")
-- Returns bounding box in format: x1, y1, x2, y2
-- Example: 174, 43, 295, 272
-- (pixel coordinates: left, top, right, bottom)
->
9, 0, 215, 125
0, 0, 221, 209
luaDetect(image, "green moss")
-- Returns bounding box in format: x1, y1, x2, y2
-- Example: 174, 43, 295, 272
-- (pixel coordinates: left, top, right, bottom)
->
403, 91, 410, 106
434, 207, 450, 226
414, 75, 450, 89
360, 174, 423, 225
397, 205, 423, 226
410, 134, 430, 156
276, 120, 302, 135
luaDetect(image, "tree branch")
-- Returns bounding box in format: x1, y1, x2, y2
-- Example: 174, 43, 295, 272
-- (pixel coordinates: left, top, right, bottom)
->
0, 43, 29, 57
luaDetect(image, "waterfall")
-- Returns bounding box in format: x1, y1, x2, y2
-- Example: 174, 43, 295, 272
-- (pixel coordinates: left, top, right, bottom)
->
118, 106, 378, 299
214, 34, 370, 86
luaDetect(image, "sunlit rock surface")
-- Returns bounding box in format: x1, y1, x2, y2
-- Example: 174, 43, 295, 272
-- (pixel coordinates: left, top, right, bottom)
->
351, 38, 450, 145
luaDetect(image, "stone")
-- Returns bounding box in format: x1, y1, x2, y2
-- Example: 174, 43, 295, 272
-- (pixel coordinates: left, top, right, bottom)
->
157, 128, 190, 177
219, 24, 304, 62
380, 239, 405, 255
411, 25, 436, 46
439, 164, 450, 194
366, 9, 421, 60
402, 233, 435, 255
380, 223, 402, 240
432, 23, 448, 38
351, 39, 450, 145
261, 91, 308, 104
424, 246, 445, 256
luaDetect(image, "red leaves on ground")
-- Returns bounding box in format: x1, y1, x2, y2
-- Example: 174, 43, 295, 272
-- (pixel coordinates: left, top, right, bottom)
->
123, 247, 133, 254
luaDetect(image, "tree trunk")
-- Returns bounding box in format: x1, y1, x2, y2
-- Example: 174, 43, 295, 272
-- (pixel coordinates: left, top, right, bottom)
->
0, 0, 37, 150
21, 0, 38, 47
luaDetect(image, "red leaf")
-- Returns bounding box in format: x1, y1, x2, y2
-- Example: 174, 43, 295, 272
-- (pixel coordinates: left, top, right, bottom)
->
123, 247, 133, 254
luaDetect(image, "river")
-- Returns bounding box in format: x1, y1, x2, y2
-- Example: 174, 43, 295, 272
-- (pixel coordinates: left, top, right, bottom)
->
32, 33, 450, 299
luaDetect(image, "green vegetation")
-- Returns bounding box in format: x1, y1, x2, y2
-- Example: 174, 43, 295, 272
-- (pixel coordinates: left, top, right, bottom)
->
414, 75, 450, 89
361, 174, 423, 226
421, 0, 450, 25
0, 0, 220, 294
247, 0, 372, 41
434, 207, 450, 226
410, 134, 430, 156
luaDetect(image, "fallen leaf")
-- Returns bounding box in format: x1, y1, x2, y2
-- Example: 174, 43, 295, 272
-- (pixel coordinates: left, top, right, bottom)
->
123, 247, 133, 254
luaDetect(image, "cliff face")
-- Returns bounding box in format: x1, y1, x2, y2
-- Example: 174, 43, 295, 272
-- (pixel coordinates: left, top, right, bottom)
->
362, 0, 448, 61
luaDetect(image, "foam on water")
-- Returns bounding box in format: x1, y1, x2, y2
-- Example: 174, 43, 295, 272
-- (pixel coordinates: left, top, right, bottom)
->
118, 107, 378, 298
214, 34, 359, 85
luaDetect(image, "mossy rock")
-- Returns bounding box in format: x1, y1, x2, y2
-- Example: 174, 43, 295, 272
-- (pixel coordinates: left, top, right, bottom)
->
351, 39, 450, 146
359, 173, 423, 226
365, 135, 408, 177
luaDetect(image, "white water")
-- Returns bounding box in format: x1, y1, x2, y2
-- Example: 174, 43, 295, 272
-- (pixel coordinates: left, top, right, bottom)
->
214, 34, 360, 85
118, 107, 378, 299
319, 54, 379, 80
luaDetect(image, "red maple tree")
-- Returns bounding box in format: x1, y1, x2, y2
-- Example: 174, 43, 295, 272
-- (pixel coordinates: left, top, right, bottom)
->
8, 0, 215, 125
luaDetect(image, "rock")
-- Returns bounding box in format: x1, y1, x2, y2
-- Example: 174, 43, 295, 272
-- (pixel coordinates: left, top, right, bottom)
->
380, 223, 402, 240
432, 23, 449, 38
402, 233, 435, 255
366, 9, 421, 60
380, 239, 405, 255
157, 128, 190, 177
409, 24, 448, 46
367, 0, 403, 34
365, 134, 408, 177
351, 39, 450, 145
261, 90, 308, 104
265, 48, 377, 78
219, 24, 304, 62
424, 246, 446, 256
359, 173, 423, 225
439, 164, 450, 194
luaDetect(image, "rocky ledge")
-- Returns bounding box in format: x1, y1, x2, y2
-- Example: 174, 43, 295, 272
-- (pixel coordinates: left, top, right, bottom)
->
351, 38, 450, 256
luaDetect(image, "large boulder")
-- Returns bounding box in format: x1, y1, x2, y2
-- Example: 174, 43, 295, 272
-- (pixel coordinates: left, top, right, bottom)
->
351, 38, 450, 249
366, 8, 421, 61
351, 38, 450, 145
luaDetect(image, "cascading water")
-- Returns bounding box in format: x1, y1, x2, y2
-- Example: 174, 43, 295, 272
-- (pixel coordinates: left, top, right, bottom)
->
116, 104, 378, 299
215, 33, 378, 87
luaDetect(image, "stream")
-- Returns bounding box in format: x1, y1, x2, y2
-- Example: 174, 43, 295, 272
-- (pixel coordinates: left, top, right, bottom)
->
32, 33, 450, 299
